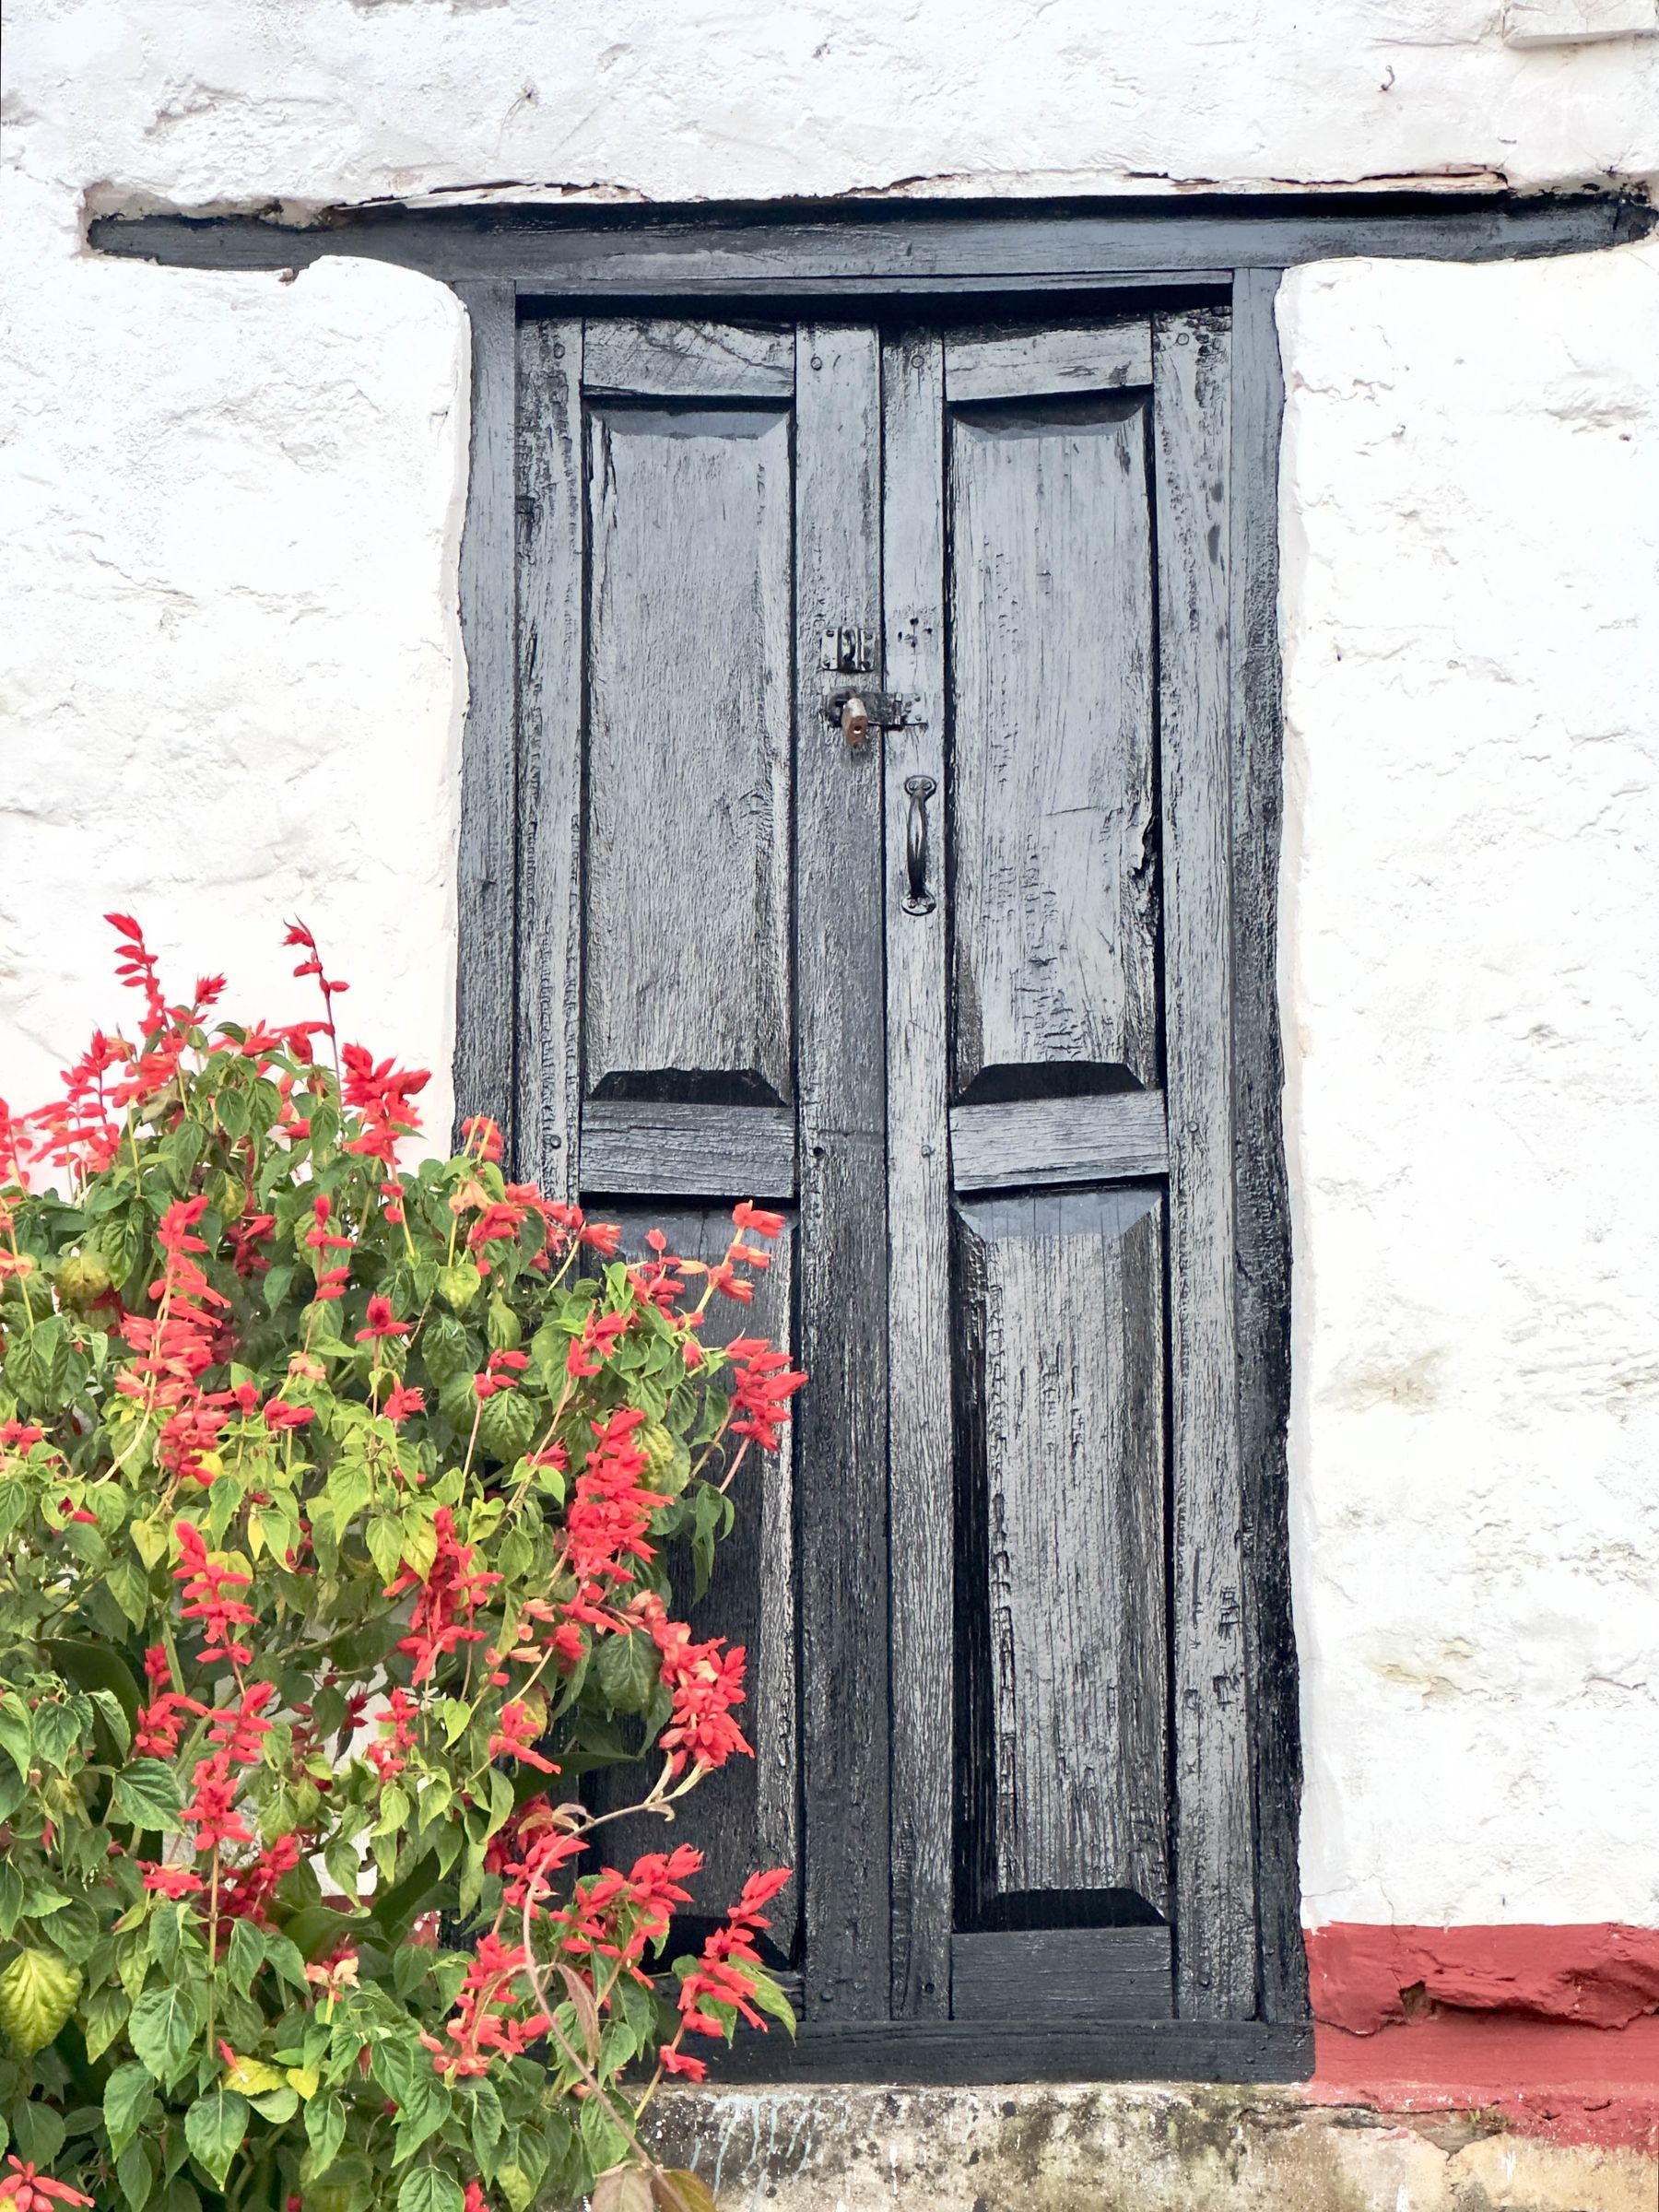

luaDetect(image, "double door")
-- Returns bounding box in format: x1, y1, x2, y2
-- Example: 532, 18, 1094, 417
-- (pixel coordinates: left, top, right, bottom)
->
512, 305, 1256, 2029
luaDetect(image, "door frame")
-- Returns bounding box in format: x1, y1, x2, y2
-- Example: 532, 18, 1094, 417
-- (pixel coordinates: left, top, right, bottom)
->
93, 193, 1648, 2083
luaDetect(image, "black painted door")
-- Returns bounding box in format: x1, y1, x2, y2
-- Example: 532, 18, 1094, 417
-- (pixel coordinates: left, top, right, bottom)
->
513, 308, 1253, 2031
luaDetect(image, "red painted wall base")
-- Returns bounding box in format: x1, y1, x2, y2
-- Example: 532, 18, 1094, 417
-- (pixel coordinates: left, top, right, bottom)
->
1304, 1924, 1659, 2155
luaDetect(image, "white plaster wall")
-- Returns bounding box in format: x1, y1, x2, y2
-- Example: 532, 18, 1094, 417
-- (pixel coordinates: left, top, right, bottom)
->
0, 176, 468, 1127
3, 0, 1658, 1933
6, 0, 1659, 210
1279, 239, 1659, 1926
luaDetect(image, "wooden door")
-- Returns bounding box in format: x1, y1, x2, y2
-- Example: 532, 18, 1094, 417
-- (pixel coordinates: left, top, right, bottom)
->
883, 310, 1255, 2027
512, 306, 1254, 2033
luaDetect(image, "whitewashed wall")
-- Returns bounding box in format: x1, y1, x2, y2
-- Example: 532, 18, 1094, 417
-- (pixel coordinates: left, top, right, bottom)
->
3, 0, 1656, 1932
1279, 239, 1659, 1927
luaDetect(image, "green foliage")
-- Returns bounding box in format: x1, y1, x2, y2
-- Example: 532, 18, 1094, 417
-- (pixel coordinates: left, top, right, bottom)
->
0, 919, 806, 2211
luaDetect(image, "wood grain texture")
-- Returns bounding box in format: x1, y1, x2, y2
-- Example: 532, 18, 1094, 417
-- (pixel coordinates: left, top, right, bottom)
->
583, 394, 794, 1102
958, 1190, 1170, 1914
582, 316, 794, 398
949, 1090, 1169, 1193
947, 384, 1159, 1099
579, 1100, 795, 1198
1155, 308, 1257, 2021
951, 1929, 1172, 2021
946, 319, 1151, 402
794, 324, 890, 2023
452, 281, 518, 1151
881, 330, 952, 2019
583, 1208, 798, 1942
514, 315, 584, 1201
97, 196, 1640, 285
702, 2016, 1312, 2086
1230, 269, 1306, 2024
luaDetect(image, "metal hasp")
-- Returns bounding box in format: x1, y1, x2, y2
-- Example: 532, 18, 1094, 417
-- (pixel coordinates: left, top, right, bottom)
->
823, 686, 912, 748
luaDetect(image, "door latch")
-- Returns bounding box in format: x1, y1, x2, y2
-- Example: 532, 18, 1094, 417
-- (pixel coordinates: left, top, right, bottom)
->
822, 686, 912, 749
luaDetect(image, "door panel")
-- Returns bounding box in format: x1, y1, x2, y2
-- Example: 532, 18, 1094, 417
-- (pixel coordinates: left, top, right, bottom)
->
947, 393, 1159, 1100
955, 1188, 1168, 1913
584, 400, 794, 1105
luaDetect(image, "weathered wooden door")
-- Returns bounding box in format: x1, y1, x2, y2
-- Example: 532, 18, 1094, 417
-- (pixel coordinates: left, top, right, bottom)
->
513, 307, 1253, 2033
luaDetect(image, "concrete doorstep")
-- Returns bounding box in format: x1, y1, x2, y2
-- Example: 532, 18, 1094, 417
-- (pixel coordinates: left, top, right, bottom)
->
642, 2084, 1659, 2212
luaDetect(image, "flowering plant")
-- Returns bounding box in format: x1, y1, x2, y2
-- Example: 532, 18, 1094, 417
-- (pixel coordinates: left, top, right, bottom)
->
0, 919, 805, 2212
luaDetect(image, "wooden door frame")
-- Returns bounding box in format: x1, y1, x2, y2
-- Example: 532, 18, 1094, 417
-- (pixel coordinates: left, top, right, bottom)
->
94, 193, 1647, 2083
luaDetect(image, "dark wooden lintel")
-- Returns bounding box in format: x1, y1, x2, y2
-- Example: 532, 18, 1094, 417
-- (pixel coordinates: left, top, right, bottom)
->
88, 192, 1647, 295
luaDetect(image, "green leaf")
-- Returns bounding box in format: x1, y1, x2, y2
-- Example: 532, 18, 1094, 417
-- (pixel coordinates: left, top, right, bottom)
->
597, 1628, 659, 1717
0, 1691, 29, 1779
110, 1759, 185, 1833
84, 1979, 131, 2064
366, 1509, 406, 1587
6, 1312, 69, 1411
579, 2096, 630, 2178
303, 2089, 347, 2181
225, 1915, 265, 1995
183, 2090, 248, 2189
159, 1118, 207, 1193
436, 1262, 482, 1313
105, 2058, 159, 2155
44, 1637, 143, 1735
128, 1982, 200, 2087
419, 1313, 476, 1387
393, 2069, 451, 2162
130, 1517, 170, 1570
485, 1767, 515, 1840
249, 2084, 299, 2124
117, 2134, 156, 2212
89, 1686, 135, 1759
30, 1696, 87, 1773
744, 1967, 799, 2040
468, 2077, 503, 2173
397, 2171, 465, 2212
0, 1947, 81, 2056
104, 1555, 154, 1632
149, 1901, 182, 1980
263, 1932, 307, 1989
10, 2099, 66, 2168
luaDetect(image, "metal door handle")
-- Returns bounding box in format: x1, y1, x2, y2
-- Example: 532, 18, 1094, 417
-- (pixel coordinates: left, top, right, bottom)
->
903, 774, 936, 914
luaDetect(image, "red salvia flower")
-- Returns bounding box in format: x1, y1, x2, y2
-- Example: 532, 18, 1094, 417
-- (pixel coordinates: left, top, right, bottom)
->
355, 1295, 409, 1343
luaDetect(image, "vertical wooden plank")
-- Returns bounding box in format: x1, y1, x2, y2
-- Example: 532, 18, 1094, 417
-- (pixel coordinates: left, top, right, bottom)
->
794, 324, 890, 2023
882, 330, 952, 2018
452, 281, 518, 1149
1230, 268, 1305, 2023
514, 314, 583, 1202
1155, 308, 1258, 2019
